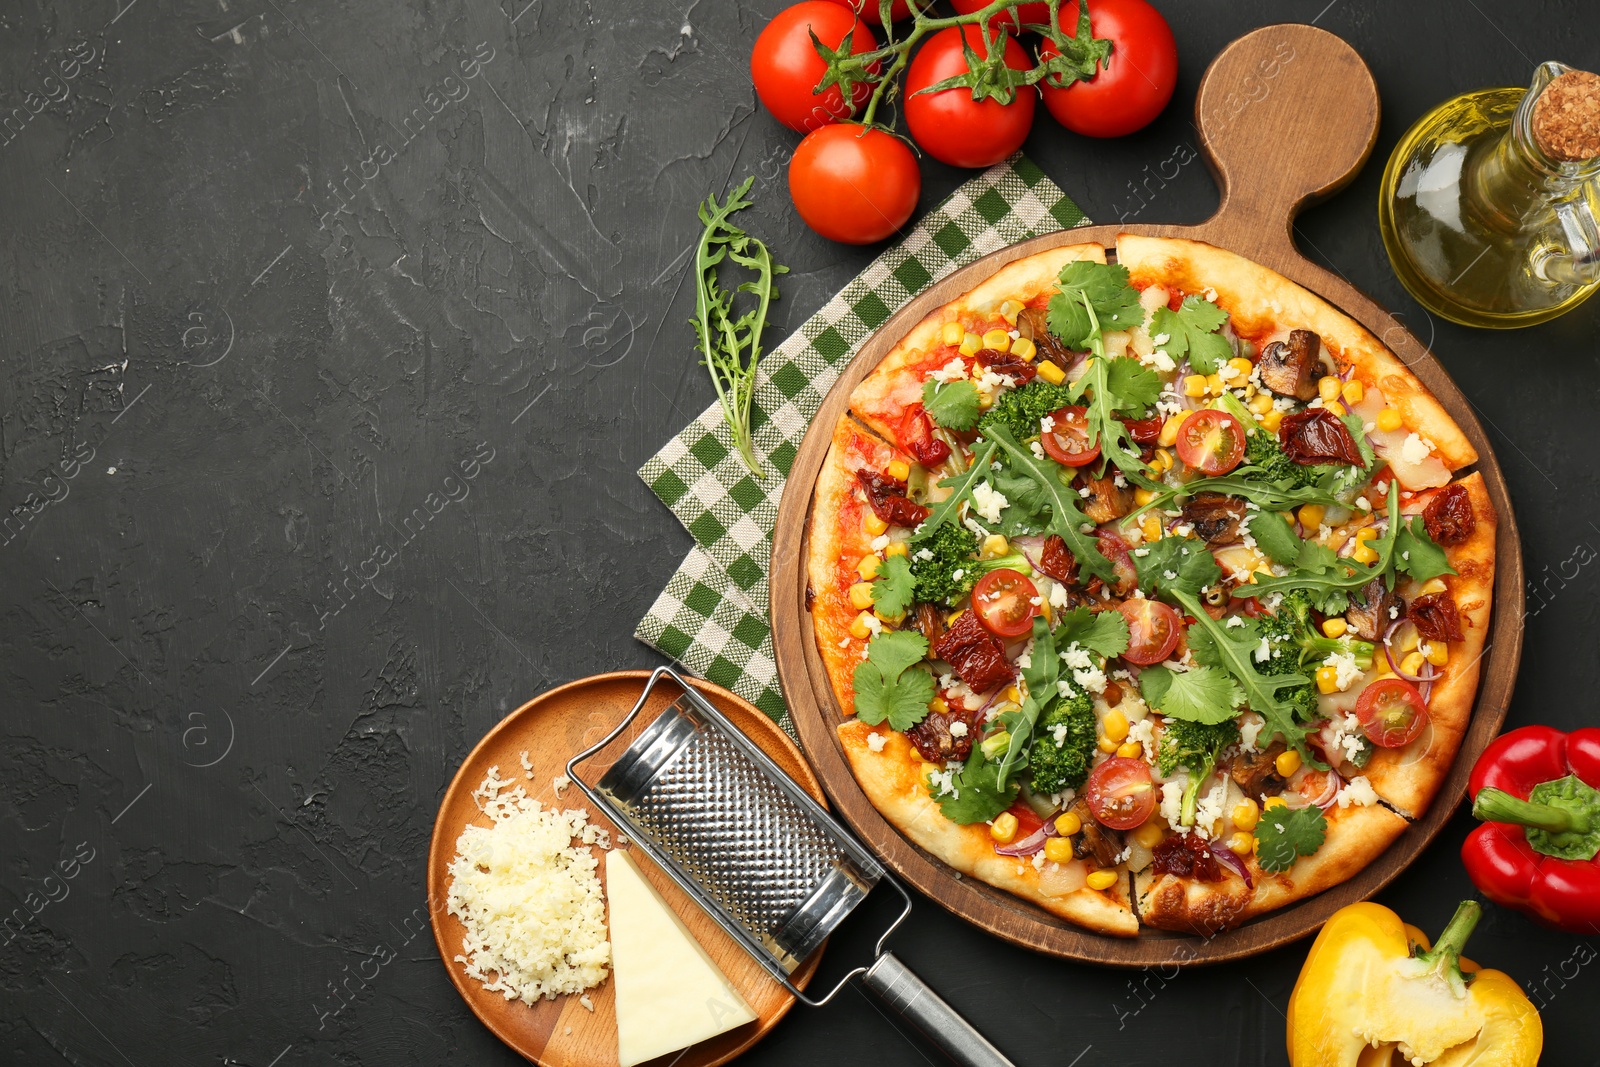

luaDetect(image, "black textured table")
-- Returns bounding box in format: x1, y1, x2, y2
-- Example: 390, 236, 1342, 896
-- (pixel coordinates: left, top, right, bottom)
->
3, 3, 1596, 1065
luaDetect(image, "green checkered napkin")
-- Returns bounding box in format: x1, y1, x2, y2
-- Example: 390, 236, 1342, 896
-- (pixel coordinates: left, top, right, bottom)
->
636, 155, 1089, 732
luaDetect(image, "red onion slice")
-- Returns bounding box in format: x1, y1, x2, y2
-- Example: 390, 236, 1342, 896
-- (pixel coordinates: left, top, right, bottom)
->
994, 824, 1051, 857
1311, 770, 1343, 810
1210, 842, 1254, 889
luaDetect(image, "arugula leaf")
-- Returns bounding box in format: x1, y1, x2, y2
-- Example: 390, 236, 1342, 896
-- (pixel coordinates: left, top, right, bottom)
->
869, 553, 916, 617
996, 615, 1058, 789
1138, 664, 1245, 724
921, 379, 981, 432
929, 746, 1021, 825
912, 439, 999, 543
1151, 295, 1232, 375
1394, 516, 1456, 582
1068, 355, 1165, 484
1131, 468, 1344, 518
1053, 605, 1130, 659
981, 423, 1115, 584
1254, 804, 1328, 873
1046, 261, 1145, 348
852, 631, 935, 731
1132, 535, 1224, 598
988, 454, 1053, 537
1247, 509, 1304, 566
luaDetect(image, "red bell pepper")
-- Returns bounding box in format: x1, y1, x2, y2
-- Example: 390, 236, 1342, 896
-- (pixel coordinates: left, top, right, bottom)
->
1463, 725, 1600, 933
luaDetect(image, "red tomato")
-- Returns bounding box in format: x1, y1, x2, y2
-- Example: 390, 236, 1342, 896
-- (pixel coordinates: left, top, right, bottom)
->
971, 568, 1041, 639
752, 3, 878, 133
904, 25, 1036, 169
1040, 406, 1100, 467
1096, 530, 1139, 595
1085, 757, 1157, 830
1038, 0, 1177, 138
1356, 678, 1430, 748
1121, 414, 1164, 444
1175, 409, 1247, 475
789, 125, 920, 244
1005, 797, 1045, 839
1116, 599, 1182, 666
820, 0, 913, 25
949, 0, 1053, 32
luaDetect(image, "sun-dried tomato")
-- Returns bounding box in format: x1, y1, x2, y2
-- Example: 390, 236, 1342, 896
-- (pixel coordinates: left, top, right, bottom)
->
1150, 833, 1222, 881
1278, 407, 1365, 467
932, 610, 1014, 693
905, 702, 979, 763
974, 348, 1037, 385
1038, 534, 1077, 583
899, 410, 950, 467
1423, 483, 1475, 546
1409, 591, 1465, 643
856, 469, 930, 528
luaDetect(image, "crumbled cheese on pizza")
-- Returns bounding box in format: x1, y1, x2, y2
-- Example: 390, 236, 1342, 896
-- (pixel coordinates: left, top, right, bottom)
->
1193, 777, 1230, 838
862, 613, 884, 637
1323, 650, 1364, 691
1048, 582, 1071, 611
1074, 664, 1107, 694
1126, 717, 1157, 760
1399, 433, 1434, 464
1354, 495, 1372, 512
915, 547, 934, 561
870, 534, 891, 552
1239, 713, 1265, 753
1031, 850, 1048, 871
975, 367, 1011, 397
1056, 679, 1077, 699
969, 481, 1009, 524
1040, 414, 1056, 434
1158, 778, 1186, 825
1336, 775, 1380, 808
1329, 712, 1365, 763
1050, 721, 1070, 745
928, 357, 969, 383
928, 768, 957, 798
866, 731, 888, 752
949, 721, 969, 738
1226, 615, 1245, 628
1254, 637, 1273, 663
1029, 440, 1046, 460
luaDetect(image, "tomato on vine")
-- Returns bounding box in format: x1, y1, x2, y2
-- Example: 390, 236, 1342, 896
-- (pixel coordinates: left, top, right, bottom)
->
789, 125, 920, 244
1038, 0, 1177, 138
904, 25, 1036, 169
752, 2, 879, 132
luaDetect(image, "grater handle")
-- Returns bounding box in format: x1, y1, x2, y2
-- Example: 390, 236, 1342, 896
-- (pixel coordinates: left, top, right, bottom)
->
861, 952, 1017, 1067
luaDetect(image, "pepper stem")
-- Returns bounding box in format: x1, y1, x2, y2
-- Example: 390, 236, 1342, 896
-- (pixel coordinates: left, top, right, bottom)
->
1473, 786, 1591, 833
1418, 899, 1482, 969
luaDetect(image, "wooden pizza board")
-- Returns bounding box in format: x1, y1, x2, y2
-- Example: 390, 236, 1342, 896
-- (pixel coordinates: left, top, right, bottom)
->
769, 23, 1524, 966
427, 672, 824, 1063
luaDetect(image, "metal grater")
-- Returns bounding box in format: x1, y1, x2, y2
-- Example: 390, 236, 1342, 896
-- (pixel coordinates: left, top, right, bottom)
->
567, 667, 1014, 1067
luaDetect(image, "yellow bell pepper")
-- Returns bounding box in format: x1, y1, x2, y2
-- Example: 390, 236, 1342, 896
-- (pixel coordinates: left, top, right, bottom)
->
1287, 900, 1541, 1067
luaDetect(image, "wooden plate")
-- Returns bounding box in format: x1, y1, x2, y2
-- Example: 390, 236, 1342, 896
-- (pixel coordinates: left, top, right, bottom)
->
769, 24, 1525, 967
427, 671, 824, 1065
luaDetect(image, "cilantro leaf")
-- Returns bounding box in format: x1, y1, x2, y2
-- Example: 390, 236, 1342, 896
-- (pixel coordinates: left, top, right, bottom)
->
1103, 356, 1163, 414
1151, 295, 1233, 375
912, 439, 1000, 543
980, 424, 1115, 584
921, 379, 981, 432
1138, 665, 1244, 724
1046, 261, 1145, 348
929, 746, 1021, 825
1053, 605, 1130, 659
1253, 804, 1328, 873
1247, 509, 1304, 566
1132, 536, 1224, 598
869, 552, 917, 618
852, 631, 935, 731
1394, 516, 1456, 582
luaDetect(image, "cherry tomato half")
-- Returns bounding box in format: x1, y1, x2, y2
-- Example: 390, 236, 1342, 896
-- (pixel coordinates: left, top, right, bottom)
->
1121, 414, 1164, 444
904, 25, 1036, 169
1175, 409, 1247, 476
820, 0, 913, 25
1038, 0, 1177, 139
1356, 678, 1431, 748
1116, 598, 1182, 666
971, 567, 1041, 639
1040, 406, 1100, 467
1085, 757, 1158, 830
752, 3, 878, 133
789, 124, 920, 244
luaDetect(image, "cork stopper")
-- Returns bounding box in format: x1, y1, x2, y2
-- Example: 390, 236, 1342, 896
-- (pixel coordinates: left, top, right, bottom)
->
1532, 69, 1600, 162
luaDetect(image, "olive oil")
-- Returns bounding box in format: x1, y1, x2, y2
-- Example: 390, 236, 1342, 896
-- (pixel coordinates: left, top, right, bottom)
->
1379, 63, 1600, 329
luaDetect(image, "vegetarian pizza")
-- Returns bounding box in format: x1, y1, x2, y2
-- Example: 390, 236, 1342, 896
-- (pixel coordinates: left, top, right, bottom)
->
805, 236, 1496, 936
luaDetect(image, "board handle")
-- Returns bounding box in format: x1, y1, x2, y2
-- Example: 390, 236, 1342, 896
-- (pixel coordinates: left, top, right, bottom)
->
1186, 24, 1380, 274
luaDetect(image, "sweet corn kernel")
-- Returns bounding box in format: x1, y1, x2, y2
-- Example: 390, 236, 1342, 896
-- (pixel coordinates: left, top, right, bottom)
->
982, 328, 1012, 353
1324, 399, 1347, 416
941, 321, 965, 346
928, 696, 950, 714
1275, 749, 1302, 777
958, 331, 982, 357
1131, 822, 1165, 849
1151, 448, 1175, 473
1260, 409, 1285, 432
1355, 526, 1379, 542
1206, 373, 1225, 396
998, 299, 1023, 324
1102, 709, 1130, 743
849, 612, 874, 639
849, 582, 875, 610
865, 514, 889, 536
1134, 487, 1159, 507
1012, 336, 1037, 362
885, 541, 909, 558
1426, 641, 1450, 667
1054, 812, 1082, 836
1141, 515, 1163, 542
1351, 543, 1379, 565
1421, 577, 1449, 595
886, 458, 910, 481
1342, 379, 1365, 404
1117, 741, 1143, 759
1318, 376, 1342, 401
1043, 837, 1075, 863
989, 812, 1019, 844
1159, 414, 1186, 447
1249, 392, 1275, 415
1315, 665, 1340, 694
1098, 736, 1121, 753
874, 606, 904, 625
980, 534, 1011, 559
1399, 628, 1419, 652
1401, 651, 1426, 676
1183, 374, 1208, 398
1232, 799, 1260, 831
1228, 357, 1255, 380
1036, 360, 1065, 385
857, 555, 881, 580
1321, 617, 1349, 639
1086, 870, 1119, 892
1298, 504, 1325, 530
1377, 408, 1404, 432
1228, 831, 1256, 855
1241, 383, 1258, 399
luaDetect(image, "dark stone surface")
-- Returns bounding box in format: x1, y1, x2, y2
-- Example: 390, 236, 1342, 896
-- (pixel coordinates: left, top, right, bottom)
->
2, 2, 1596, 1064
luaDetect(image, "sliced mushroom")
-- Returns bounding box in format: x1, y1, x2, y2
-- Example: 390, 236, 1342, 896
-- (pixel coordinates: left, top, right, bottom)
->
1069, 798, 1126, 867
1229, 740, 1288, 801
911, 602, 946, 646
1258, 329, 1324, 401
1016, 307, 1078, 369
1346, 576, 1404, 642
1074, 470, 1134, 524
1180, 493, 1248, 546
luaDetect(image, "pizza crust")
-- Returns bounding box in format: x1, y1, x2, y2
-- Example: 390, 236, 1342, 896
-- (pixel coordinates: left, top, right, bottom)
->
1240, 802, 1411, 920
837, 720, 1139, 937
1114, 234, 1477, 471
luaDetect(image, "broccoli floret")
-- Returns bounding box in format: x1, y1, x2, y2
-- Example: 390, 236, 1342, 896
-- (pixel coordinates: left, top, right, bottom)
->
1254, 599, 1334, 723
1244, 429, 1319, 488
977, 380, 1077, 442
1027, 690, 1096, 795
1268, 590, 1376, 669
907, 522, 1034, 606
1156, 718, 1241, 827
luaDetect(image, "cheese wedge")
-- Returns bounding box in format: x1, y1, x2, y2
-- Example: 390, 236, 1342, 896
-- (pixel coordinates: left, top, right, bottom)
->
605, 849, 756, 1066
